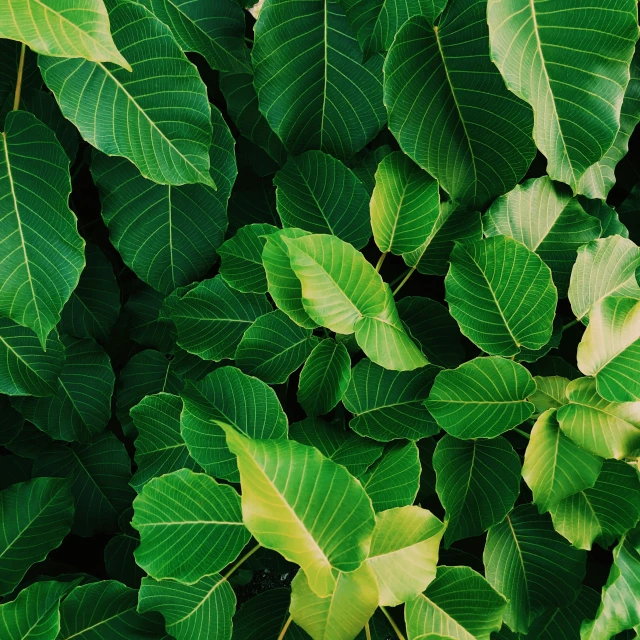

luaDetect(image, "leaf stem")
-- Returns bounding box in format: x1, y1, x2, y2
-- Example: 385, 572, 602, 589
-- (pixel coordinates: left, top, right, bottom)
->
392, 266, 416, 296
277, 615, 293, 640
513, 427, 531, 439
562, 319, 579, 333
222, 542, 261, 580
365, 621, 372, 640
375, 251, 388, 272
380, 607, 406, 640
13, 43, 26, 111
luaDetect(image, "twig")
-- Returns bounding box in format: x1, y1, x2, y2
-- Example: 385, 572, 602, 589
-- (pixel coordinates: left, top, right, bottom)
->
562, 319, 579, 333
513, 427, 531, 440
221, 542, 261, 580
375, 251, 388, 272
277, 615, 293, 640
392, 266, 416, 296
13, 44, 26, 111
380, 607, 406, 640
365, 621, 372, 640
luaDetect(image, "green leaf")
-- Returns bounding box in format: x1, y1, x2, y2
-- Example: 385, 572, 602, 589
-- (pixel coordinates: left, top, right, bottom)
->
290, 418, 383, 476
104, 524, 144, 589
426, 357, 536, 439
343, 358, 439, 441
549, 460, 640, 550
228, 181, 279, 234
405, 565, 507, 640
132, 468, 249, 583
290, 564, 378, 640
4, 422, 54, 460
434, 435, 521, 546
568, 235, 640, 321
580, 197, 629, 239
445, 236, 557, 356
274, 151, 372, 249
39, 0, 215, 187
523, 409, 603, 513
32, 431, 134, 536
222, 423, 376, 598
0, 0, 129, 67
138, 0, 250, 72
12, 335, 114, 442
577, 296, 640, 402
367, 505, 444, 606
0, 477, 74, 596
0, 396, 23, 446
138, 574, 236, 640
349, 144, 393, 195
528, 375, 570, 414
484, 177, 601, 297
180, 366, 288, 480
384, 5, 535, 208
487, 0, 638, 192
59, 244, 120, 341
123, 284, 174, 353
557, 377, 640, 460
171, 276, 271, 361
58, 580, 166, 640
0, 110, 85, 346
130, 393, 201, 492
484, 504, 586, 634
360, 441, 420, 511
0, 319, 64, 397
252, 0, 386, 159
370, 151, 439, 256
235, 310, 318, 384
513, 316, 563, 364
297, 339, 351, 416
91, 105, 235, 294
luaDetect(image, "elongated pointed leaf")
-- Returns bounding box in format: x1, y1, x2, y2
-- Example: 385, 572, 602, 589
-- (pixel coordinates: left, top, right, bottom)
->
253, 0, 386, 159
0, 110, 85, 346
434, 435, 521, 546
487, 0, 638, 191
384, 4, 535, 207
426, 357, 536, 439
445, 236, 557, 356
40, 0, 215, 186
222, 424, 375, 598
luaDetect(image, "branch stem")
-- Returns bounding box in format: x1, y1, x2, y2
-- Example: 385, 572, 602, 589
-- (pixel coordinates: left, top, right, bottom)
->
222, 543, 261, 580
392, 266, 416, 296
380, 607, 406, 640
365, 621, 372, 640
13, 44, 26, 111
513, 427, 531, 439
277, 615, 293, 640
562, 319, 579, 333
375, 251, 388, 272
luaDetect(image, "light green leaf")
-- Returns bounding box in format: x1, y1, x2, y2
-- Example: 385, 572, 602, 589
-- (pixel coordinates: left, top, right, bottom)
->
405, 565, 507, 640
222, 423, 376, 598
426, 357, 536, 439
218, 224, 279, 294
568, 235, 640, 321
298, 339, 351, 416
577, 296, 640, 401
0, 0, 129, 67
343, 358, 439, 441
445, 236, 557, 356
40, 0, 215, 186
522, 409, 602, 513
0, 477, 74, 596
171, 275, 271, 361
384, 4, 535, 208
32, 431, 134, 536
434, 435, 521, 546
235, 310, 318, 384
12, 335, 114, 442
0, 110, 85, 346
528, 375, 570, 414
360, 441, 420, 511
549, 460, 640, 550
180, 366, 288, 480
513, 316, 562, 365
130, 393, 201, 492
123, 284, 174, 353
91, 105, 235, 294
275, 151, 372, 249
0, 319, 64, 397
484, 177, 601, 297
139, 0, 249, 72
557, 377, 640, 460
484, 504, 586, 634
367, 505, 444, 606
252, 0, 386, 159
487, 0, 638, 191
132, 469, 249, 583
138, 574, 236, 640
59, 244, 120, 341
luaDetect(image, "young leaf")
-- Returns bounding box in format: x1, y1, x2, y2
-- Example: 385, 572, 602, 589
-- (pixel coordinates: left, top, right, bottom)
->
221, 424, 376, 598
484, 504, 586, 634
40, 0, 215, 186
275, 151, 372, 249
0, 110, 85, 346
434, 435, 521, 546
384, 3, 535, 207
445, 236, 557, 356
426, 357, 536, 439
132, 469, 249, 583
487, 0, 638, 192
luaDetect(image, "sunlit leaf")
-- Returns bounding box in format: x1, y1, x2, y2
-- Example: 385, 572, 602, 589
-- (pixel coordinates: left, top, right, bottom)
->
528, 375, 570, 414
